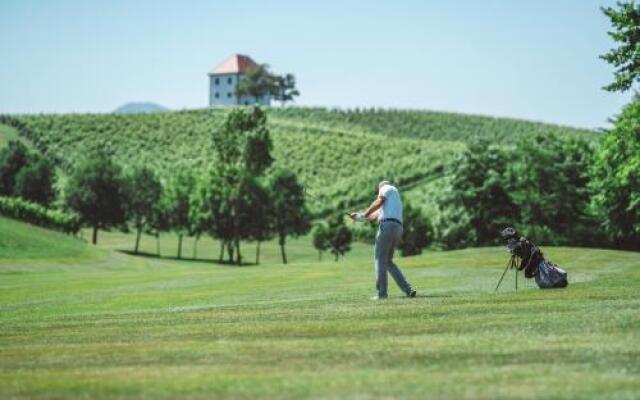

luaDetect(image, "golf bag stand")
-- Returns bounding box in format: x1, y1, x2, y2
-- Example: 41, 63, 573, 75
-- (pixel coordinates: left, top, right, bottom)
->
495, 254, 518, 292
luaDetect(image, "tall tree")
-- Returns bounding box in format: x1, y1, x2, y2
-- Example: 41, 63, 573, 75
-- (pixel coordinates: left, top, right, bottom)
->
236, 175, 273, 264
590, 100, 640, 250
592, 1, 640, 249
205, 107, 275, 265
190, 167, 237, 263
164, 169, 196, 259
270, 170, 311, 264
273, 73, 300, 106
601, 1, 640, 92
124, 165, 163, 254
66, 153, 126, 245
234, 64, 277, 104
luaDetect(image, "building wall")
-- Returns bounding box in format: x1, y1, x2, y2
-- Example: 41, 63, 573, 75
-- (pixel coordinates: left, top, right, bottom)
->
209, 73, 271, 107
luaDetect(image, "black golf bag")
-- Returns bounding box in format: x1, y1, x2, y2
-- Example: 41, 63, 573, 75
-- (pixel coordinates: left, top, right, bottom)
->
501, 227, 568, 289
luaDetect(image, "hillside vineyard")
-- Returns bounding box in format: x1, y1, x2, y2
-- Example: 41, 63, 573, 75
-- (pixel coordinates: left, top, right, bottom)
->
7, 108, 596, 217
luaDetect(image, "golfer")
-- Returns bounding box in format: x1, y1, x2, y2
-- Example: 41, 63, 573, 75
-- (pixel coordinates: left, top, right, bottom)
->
350, 181, 416, 300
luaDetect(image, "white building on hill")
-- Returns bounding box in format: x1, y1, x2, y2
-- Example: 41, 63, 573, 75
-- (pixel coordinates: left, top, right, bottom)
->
208, 54, 271, 107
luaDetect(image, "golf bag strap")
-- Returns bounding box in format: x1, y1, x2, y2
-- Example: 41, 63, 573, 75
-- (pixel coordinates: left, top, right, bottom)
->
521, 246, 539, 272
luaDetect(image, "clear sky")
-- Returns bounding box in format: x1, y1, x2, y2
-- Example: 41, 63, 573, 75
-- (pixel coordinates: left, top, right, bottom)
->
0, 0, 630, 128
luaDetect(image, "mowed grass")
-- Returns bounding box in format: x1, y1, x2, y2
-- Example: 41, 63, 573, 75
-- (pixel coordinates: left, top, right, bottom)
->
0, 217, 639, 399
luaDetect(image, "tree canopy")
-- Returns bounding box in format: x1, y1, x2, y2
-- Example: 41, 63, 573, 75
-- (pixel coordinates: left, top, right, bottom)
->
601, 1, 640, 92
66, 153, 126, 244
590, 99, 640, 249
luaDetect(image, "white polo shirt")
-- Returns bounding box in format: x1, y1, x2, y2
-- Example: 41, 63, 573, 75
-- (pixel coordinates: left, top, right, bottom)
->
378, 184, 403, 223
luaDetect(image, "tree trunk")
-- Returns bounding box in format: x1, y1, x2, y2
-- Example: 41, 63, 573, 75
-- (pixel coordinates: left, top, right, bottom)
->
92, 225, 98, 245
235, 239, 241, 265
177, 234, 183, 259
156, 233, 160, 256
334, 252, 339, 262
219, 240, 225, 262
280, 237, 287, 264
227, 242, 235, 264
318, 250, 322, 261
256, 241, 261, 264
134, 227, 142, 254
193, 236, 199, 259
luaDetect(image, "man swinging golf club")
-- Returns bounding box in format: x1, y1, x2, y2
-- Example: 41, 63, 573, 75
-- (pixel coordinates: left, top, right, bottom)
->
350, 181, 417, 300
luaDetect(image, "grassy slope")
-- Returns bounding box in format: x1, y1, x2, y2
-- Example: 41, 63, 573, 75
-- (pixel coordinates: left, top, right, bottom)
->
1, 218, 639, 399
0, 217, 95, 262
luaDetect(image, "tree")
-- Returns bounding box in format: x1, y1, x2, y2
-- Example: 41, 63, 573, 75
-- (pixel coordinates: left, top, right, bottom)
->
325, 214, 352, 261
13, 156, 55, 206
123, 165, 163, 254
0, 141, 31, 196
190, 167, 236, 263
438, 140, 519, 248
601, 1, 640, 92
312, 223, 330, 261
398, 202, 433, 257
508, 135, 598, 245
236, 175, 274, 264
66, 153, 126, 245
205, 107, 275, 265
273, 73, 300, 106
148, 196, 171, 257
270, 170, 311, 264
164, 169, 196, 259
590, 99, 640, 250
234, 64, 277, 104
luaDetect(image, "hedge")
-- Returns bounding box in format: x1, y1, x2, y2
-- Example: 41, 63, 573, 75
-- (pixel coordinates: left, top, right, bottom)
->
0, 196, 81, 234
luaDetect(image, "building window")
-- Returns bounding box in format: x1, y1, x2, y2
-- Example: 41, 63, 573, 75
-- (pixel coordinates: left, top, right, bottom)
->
227, 92, 232, 98
214, 77, 219, 85
228, 77, 233, 84
214, 92, 219, 98
244, 101, 249, 105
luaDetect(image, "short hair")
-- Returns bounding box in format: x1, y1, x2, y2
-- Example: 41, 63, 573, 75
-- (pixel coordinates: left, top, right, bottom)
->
378, 180, 390, 188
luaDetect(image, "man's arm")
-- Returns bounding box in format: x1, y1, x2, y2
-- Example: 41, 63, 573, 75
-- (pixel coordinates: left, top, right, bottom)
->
350, 196, 385, 221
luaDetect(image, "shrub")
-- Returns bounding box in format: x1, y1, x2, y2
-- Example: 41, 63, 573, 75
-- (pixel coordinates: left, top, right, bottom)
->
0, 196, 80, 234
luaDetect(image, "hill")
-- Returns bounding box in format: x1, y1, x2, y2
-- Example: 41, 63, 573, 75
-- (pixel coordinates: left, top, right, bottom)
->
1, 107, 597, 218
0, 217, 638, 399
113, 102, 167, 114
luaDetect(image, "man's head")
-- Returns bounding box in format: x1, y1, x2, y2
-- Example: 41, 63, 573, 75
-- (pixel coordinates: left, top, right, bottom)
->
378, 180, 390, 189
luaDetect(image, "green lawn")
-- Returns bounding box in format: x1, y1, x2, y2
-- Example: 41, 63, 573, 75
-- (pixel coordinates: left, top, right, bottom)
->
1, 217, 639, 399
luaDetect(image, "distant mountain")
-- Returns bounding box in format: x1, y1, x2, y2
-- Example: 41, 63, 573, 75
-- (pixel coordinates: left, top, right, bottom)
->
113, 102, 167, 114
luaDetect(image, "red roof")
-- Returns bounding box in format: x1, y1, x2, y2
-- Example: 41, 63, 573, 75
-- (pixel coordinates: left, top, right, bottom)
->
209, 54, 258, 75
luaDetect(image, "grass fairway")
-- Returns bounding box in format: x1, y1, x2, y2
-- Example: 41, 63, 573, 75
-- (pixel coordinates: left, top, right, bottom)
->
1, 217, 639, 399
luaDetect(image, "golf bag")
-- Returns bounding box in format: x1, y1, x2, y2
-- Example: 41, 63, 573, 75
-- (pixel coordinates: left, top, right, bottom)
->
501, 227, 568, 289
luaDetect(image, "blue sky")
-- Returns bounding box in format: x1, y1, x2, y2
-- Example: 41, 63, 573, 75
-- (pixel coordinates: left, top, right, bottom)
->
0, 0, 630, 128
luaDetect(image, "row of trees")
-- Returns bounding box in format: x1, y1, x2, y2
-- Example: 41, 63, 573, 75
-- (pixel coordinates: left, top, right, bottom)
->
235, 64, 300, 106
62, 107, 312, 264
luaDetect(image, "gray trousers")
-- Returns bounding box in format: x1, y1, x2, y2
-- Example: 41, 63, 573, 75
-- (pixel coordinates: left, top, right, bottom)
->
375, 221, 412, 297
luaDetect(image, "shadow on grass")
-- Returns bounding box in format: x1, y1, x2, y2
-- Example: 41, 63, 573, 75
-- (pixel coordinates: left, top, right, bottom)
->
413, 294, 453, 299
117, 250, 258, 267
